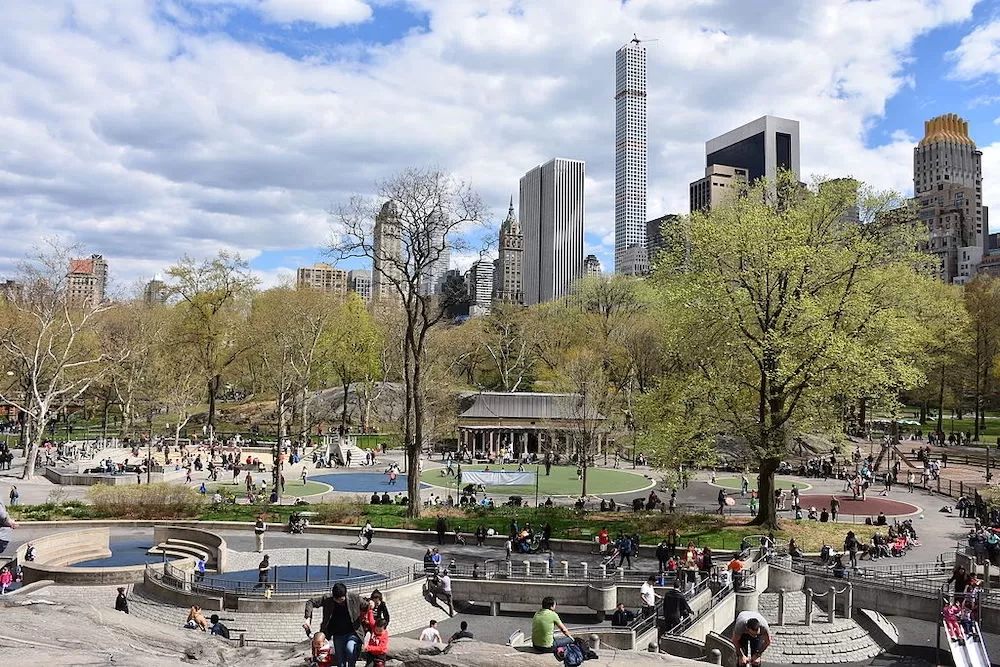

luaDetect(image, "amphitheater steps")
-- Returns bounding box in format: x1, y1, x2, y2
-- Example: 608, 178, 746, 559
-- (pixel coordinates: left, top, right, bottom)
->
758, 592, 884, 664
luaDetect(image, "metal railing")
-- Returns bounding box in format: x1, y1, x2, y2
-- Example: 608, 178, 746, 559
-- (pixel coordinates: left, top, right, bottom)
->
148, 561, 425, 598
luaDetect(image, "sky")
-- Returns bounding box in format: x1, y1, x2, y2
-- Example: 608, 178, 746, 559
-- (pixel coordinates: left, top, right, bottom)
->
2, 0, 1000, 290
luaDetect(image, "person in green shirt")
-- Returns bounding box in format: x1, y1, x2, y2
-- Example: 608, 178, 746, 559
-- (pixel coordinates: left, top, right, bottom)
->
531, 596, 574, 653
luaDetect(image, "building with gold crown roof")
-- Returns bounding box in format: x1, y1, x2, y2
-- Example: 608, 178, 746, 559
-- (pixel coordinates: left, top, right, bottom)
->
913, 113, 986, 284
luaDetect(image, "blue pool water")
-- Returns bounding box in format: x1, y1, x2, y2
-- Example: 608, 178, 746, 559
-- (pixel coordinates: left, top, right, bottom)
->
310, 472, 427, 493
71, 539, 180, 567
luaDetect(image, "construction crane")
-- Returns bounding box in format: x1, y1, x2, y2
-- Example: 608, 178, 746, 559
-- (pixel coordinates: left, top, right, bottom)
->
631, 33, 659, 45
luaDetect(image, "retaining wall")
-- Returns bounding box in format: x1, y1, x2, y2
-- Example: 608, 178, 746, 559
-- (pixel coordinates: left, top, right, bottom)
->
152, 525, 228, 571
17, 527, 154, 585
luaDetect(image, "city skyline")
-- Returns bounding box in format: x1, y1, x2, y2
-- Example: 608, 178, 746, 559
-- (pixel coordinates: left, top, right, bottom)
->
2, 2, 1000, 288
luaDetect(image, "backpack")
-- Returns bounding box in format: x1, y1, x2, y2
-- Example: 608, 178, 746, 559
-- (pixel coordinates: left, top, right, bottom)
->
559, 642, 585, 667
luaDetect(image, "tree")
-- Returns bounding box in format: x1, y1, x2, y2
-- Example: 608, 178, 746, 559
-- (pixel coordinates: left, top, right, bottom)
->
322, 293, 384, 433
0, 240, 118, 478
479, 303, 535, 392
964, 277, 1000, 439
556, 348, 613, 497
331, 167, 487, 517
653, 175, 942, 529
247, 287, 337, 491
165, 252, 258, 438
97, 301, 164, 438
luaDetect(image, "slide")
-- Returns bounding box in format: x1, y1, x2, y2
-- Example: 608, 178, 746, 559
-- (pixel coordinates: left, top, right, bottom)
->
947, 622, 991, 667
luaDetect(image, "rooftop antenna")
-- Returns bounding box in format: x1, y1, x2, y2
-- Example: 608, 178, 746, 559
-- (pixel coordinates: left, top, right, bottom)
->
631, 33, 659, 45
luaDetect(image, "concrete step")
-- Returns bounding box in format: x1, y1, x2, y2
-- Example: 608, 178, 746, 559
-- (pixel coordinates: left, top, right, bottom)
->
759, 592, 884, 664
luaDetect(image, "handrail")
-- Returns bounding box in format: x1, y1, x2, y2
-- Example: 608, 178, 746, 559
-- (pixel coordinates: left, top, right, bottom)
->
148, 561, 425, 598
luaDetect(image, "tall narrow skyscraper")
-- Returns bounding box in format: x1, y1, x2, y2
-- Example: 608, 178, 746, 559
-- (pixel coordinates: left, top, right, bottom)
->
493, 196, 524, 304
372, 201, 402, 303
520, 158, 585, 305
913, 113, 985, 284
614, 36, 647, 274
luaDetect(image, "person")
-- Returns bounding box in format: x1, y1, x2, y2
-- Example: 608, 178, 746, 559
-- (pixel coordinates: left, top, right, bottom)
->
304, 582, 366, 667
435, 515, 448, 545
419, 619, 442, 644
475, 524, 487, 547
788, 539, 803, 559
448, 620, 473, 644
115, 586, 129, 613
0, 496, 18, 555
597, 526, 609, 554
947, 565, 971, 603
422, 548, 435, 574
656, 540, 670, 573
254, 515, 267, 553
9, 485, 18, 506
0, 566, 12, 594
661, 579, 693, 629
430, 547, 442, 572
876, 511, 887, 526
504, 536, 513, 561
819, 507, 829, 523
830, 496, 840, 522
311, 632, 334, 667
362, 618, 389, 667
844, 531, 859, 569
431, 570, 453, 616
611, 602, 635, 627
24, 543, 36, 561
727, 556, 745, 589
186, 605, 208, 631
531, 596, 574, 653
717, 488, 727, 515
640, 575, 661, 618
361, 520, 374, 550
731, 611, 771, 666
209, 614, 230, 639
369, 589, 390, 628
255, 555, 270, 589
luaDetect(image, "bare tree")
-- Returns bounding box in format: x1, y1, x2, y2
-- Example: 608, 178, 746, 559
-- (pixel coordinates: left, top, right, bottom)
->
0, 240, 119, 478
331, 167, 487, 517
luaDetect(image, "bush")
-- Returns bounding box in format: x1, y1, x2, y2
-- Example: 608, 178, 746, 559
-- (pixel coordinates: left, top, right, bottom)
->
87, 483, 205, 519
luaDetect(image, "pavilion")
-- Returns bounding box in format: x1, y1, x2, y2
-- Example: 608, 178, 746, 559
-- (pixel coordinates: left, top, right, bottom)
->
456, 392, 607, 460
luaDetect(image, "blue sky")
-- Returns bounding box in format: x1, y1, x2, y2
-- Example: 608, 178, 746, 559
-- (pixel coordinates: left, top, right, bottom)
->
1, 0, 999, 286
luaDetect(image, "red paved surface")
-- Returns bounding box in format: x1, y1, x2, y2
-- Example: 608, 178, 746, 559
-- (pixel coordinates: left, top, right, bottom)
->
791, 494, 920, 517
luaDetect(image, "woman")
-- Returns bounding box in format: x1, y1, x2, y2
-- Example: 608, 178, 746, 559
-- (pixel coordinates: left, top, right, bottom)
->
186, 605, 208, 631
947, 565, 970, 603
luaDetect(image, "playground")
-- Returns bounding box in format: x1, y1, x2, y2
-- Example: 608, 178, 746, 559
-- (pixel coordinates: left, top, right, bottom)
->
419, 464, 653, 497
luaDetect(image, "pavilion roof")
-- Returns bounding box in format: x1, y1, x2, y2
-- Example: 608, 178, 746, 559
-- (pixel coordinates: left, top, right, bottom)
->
459, 392, 605, 422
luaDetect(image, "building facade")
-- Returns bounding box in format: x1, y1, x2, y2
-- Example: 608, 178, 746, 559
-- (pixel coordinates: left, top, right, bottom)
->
705, 115, 800, 185
143, 277, 167, 306
646, 214, 680, 268
583, 254, 602, 277
466, 259, 494, 316
614, 37, 648, 275
66, 254, 108, 308
520, 158, 586, 305
348, 269, 372, 302
372, 200, 403, 303
493, 197, 524, 304
296, 263, 348, 296
913, 113, 985, 284
689, 164, 750, 212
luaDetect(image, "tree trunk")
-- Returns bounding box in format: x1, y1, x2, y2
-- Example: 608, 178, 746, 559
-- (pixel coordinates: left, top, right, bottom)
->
858, 397, 867, 436
749, 456, 780, 529
919, 401, 927, 425
101, 394, 110, 444
936, 366, 945, 435
21, 414, 49, 480
407, 349, 423, 519
341, 381, 350, 433
274, 390, 286, 493
207, 374, 220, 435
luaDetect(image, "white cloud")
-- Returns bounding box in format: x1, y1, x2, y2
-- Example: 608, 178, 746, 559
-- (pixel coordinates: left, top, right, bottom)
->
257, 0, 373, 27
0, 0, 986, 285
948, 19, 1000, 81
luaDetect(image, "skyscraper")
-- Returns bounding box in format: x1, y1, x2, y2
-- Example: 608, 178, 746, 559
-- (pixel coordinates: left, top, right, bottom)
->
493, 196, 524, 304
614, 36, 647, 275
143, 276, 167, 306
689, 164, 749, 213
520, 158, 585, 305
704, 115, 800, 185
348, 269, 372, 302
583, 254, 602, 277
466, 259, 494, 315
372, 200, 402, 303
913, 113, 985, 284
66, 254, 108, 308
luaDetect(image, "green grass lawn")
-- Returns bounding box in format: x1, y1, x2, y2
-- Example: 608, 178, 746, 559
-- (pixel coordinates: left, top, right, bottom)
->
419, 464, 651, 497
713, 477, 811, 492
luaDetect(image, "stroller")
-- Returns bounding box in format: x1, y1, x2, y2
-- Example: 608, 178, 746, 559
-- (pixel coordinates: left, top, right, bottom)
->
601, 545, 621, 569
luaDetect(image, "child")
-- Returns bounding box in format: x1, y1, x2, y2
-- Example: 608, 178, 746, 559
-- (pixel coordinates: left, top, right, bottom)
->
364, 619, 389, 667
0, 567, 12, 594
942, 603, 965, 645
310, 631, 333, 667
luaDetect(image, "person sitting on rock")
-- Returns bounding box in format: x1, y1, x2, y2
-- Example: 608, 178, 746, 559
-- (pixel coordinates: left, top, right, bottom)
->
186, 605, 208, 631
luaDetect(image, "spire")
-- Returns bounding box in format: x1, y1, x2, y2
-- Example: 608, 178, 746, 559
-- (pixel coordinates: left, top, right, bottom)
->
501, 196, 520, 236
508, 195, 514, 216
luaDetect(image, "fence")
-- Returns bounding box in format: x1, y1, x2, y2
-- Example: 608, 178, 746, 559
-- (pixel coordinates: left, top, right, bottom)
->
149, 560, 424, 598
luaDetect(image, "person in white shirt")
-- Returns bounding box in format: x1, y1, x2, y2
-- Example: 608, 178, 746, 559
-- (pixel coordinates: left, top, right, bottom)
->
419, 619, 442, 643
640, 575, 661, 618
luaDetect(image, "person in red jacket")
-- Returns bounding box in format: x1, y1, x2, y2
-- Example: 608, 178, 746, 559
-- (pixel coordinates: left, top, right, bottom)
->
363, 619, 389, 667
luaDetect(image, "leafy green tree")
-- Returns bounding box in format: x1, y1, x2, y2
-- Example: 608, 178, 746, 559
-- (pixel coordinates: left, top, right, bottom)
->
652, 175, 945, 528
322, 293, 384, 432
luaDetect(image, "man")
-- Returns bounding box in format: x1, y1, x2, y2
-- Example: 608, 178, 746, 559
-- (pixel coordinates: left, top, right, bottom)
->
431, 570, 453, 617
830, 496, 840, 523
254, 555, 270, 589
209, 614, 230, 639
656, 540, 670, 573
196, 556, 207, 581
610, 602, 635, 627
435, 515, 448, 545
731, 611, 771, 666
361, 520, 374, 550
0, 496, 17, 556
448, 620, 473, 644
790, 484, 800, 509
717, 488, 727, 515
640, 575, 661, 618
114, 586, 129, 614
254, 515, 267, 553
531, 596, 574, 653
419, 619, 442, 644
304, 582, 366, 667
661, 580, 693, 630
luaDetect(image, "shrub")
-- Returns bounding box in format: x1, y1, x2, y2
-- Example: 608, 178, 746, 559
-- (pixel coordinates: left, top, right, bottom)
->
87, 483, 205, 519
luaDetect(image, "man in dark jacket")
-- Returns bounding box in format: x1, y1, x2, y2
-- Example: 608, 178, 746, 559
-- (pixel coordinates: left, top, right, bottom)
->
114, 587, 129, 614
610, 602, 635, 627
661, 580, 693, 630
304, 582, 366, 666
656, 540, 670, 573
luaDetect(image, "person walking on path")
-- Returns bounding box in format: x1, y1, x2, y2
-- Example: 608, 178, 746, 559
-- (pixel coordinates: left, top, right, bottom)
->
254, 515, 267, 553
844, 531, 859, 569
0, 497, 18, 555
8, 486, 18, 506
907, 471, 914, 493
301, 467, 308, 486
661, 579, 693, 630
640, 575, 661, 618
115, 587, 129, 614
717, 489, 727, 515
361, 520, 374, 550
830, 497, 840, 523
254, 555, 270, 589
